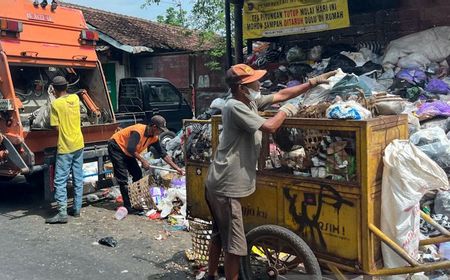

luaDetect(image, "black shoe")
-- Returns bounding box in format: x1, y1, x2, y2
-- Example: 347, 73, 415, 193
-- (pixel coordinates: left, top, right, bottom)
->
45, 213, 68, 224
68, 209, 81, 218
127, 207, 145, 216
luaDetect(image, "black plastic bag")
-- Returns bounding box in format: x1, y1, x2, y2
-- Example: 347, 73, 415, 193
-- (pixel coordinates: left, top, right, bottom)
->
99, 237, 118, 247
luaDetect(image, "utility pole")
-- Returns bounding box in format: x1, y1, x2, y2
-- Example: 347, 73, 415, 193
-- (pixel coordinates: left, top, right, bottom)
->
176, 0, 183, 26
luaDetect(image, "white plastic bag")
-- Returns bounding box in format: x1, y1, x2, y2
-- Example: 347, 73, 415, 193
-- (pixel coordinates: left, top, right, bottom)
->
383, 26, 450, 70
301, 68, 346, 105
381, 140, 449, 276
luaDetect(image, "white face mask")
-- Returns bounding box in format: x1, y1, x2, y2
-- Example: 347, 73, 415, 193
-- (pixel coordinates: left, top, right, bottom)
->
245, 87, 261, 101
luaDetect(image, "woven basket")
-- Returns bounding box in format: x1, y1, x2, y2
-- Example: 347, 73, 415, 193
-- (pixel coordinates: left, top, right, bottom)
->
297, 102, 332, 119
128, 175, 156, 211
189, 219, 224, 266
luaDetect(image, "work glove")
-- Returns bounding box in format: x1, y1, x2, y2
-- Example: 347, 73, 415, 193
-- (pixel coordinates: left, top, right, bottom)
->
308, 70, 338, 87
279, 103, 299, 117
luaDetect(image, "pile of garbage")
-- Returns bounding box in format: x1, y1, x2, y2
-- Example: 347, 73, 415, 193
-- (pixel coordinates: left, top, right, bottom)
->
241, 26, 450, 183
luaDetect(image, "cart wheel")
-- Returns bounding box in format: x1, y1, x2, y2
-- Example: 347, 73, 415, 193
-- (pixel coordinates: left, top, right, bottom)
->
240, 225, 321, 280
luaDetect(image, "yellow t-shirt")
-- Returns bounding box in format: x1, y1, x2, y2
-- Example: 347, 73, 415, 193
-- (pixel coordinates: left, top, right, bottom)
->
50, 94, 84, 154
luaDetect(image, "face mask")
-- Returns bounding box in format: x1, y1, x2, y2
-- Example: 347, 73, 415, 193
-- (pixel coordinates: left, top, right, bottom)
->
245, 87, 261, 101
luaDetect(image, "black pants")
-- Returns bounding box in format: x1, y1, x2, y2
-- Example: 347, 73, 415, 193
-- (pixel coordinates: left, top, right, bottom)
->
107, 140, 142, 209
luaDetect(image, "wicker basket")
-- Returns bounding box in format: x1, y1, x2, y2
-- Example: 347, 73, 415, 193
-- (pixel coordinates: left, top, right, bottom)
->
128, 175, 156, 211
189, 219, 224, 266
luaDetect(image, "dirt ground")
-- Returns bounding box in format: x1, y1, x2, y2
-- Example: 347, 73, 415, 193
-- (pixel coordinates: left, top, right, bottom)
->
0, 177, 197, 280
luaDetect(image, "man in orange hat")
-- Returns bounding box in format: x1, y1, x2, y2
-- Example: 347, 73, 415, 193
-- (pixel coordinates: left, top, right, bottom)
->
204, 64, 336, 280
108, 115, 184, 213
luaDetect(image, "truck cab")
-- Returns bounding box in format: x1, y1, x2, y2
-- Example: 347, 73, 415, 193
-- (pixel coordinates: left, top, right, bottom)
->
116, 77, 193, 132
0, 0, 117, 182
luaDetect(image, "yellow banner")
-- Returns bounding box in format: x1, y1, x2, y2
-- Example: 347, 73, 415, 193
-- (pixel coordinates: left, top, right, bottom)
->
243, 0, 350, 40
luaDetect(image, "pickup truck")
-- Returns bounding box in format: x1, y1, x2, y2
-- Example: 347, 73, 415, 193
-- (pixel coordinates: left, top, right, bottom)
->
115, 77, 193, 142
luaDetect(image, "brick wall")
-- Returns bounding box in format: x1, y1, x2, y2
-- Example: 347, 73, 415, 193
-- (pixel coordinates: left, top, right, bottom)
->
279, 1, 450, 48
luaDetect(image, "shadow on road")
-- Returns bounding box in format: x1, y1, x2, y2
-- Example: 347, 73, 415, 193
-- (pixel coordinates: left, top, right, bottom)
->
144, 251, 194, 280
0, 176, 50, 220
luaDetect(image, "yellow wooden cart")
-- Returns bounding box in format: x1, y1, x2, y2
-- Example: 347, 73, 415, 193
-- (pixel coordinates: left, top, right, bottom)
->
184, 115, 450, 279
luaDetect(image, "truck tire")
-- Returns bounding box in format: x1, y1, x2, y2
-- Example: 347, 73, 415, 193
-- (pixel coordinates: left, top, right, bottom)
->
240, 225, 321, 280
159, 131, 176, 149
25, 170, 44, 188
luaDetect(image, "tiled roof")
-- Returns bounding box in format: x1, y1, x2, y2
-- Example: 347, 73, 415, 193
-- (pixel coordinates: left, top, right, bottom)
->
61, 2, 212, 52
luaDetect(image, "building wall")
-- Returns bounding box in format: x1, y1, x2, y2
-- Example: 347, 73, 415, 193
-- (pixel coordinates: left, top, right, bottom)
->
133, 54, 190, 88
133, 52, 228, 115
194, 54, 228, 115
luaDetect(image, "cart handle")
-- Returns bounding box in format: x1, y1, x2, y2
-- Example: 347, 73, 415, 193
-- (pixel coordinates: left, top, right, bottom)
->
420, 211, 450, 236
368, 223, 419, 267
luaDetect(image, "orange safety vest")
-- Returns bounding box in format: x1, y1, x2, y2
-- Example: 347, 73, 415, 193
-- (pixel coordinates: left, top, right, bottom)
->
111, 124, 158, 157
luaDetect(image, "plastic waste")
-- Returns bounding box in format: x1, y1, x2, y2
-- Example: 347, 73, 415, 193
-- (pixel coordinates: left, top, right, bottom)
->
149, 185, 166, 205
416, 101, 450, 118
426, 79, 450, 95
86, 194, 99, 203
381, 140, 449, 275
326, 101, 372, 120
98, 237, 118, 248
411, 127, 450, 174
439, 242, 450, 260
170, 177, 186, 189
435, 191, 450, 219
115, 206, 128, 220
330, 74, 372, 97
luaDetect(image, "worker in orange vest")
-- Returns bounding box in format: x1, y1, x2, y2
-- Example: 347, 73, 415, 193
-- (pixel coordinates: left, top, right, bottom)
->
108, 115, 184, 212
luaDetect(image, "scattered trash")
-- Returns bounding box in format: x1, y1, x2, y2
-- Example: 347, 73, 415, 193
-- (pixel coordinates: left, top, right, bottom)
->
439, 242, 450, 260
195, 270, 206, 279
86, 194, 100, 203
148, 212, 161, 220
115, 206, 128, 220
98, 237, 118, 248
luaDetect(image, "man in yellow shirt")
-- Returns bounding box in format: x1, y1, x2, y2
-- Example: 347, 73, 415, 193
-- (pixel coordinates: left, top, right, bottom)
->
46, 76, 84, 224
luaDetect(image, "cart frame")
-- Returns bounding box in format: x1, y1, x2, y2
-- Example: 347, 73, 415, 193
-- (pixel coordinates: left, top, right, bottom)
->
184, 115, 450, 278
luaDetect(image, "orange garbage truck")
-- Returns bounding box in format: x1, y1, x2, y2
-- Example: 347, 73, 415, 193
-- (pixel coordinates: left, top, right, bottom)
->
0, 0, 118, 199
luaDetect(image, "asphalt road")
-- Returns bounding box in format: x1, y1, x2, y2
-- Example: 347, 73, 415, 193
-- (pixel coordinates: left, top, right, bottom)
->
0, 177, 194, 280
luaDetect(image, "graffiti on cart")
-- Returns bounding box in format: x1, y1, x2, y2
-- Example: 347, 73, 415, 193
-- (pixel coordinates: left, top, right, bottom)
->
283, 184, 354, 250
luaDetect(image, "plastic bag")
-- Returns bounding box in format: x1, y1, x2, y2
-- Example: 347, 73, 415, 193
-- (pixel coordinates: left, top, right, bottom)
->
301, 69, 346, 106
159, 188, 187, 218
324, 54, 356, 74
286, 46, 306, 63
31, 91, 56, 129
410, 127, 450, 173
425, 79, 450, 95
396, 69, 427, 86
434, 191, 450, 218
383, 26, 450, 70
326, 101, 372, 120
329, 74, 372, 97
210, 98, 227, 110
381, 140, 449, 276
416, 101, 450, 117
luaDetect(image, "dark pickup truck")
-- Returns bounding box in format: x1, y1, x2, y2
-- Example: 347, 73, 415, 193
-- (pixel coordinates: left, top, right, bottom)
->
115, 78, 193, 136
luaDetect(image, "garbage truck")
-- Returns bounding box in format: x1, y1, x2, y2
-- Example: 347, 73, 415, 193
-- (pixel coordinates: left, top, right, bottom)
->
0, 0, 118, 198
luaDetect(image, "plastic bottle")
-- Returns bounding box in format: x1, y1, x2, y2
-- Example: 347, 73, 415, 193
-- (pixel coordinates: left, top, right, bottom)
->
115, 206, 128, 220
439, 242, 450, 260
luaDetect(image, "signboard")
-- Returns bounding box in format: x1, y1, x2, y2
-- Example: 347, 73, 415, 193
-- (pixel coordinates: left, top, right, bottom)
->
243, 0, 350, 40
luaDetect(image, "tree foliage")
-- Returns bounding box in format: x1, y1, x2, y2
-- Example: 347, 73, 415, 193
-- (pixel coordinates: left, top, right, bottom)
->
156, 6, 187, 27
142, 0, 229, 70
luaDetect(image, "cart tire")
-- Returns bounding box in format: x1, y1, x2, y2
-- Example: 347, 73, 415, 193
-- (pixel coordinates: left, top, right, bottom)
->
240, 225, 321, 280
